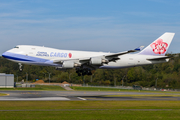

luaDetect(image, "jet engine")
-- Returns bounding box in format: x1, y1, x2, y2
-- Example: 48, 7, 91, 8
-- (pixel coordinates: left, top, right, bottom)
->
62, 61, 74, 68
62, 61, 81, 68
90, 58, 109, 65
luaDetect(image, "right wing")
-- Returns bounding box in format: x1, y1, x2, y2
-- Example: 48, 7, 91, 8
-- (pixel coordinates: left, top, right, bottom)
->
53, 46, 144, 69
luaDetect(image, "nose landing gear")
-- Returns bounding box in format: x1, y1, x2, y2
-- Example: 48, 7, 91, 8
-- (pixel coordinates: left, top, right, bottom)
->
18, 63, 23, 72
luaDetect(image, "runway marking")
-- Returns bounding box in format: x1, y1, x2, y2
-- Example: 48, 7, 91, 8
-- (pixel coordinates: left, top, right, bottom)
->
57, 95, 67, 97
77, 97, 86, 100
21, 92, 40, 94
0, 97, 70, 101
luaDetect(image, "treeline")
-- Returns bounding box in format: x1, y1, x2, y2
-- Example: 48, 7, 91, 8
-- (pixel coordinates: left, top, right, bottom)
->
0, 54, 180, 89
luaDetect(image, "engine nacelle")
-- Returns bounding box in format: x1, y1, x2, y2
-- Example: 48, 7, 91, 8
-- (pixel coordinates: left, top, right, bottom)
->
90, 58, 102, 65
62, 61, 74, 68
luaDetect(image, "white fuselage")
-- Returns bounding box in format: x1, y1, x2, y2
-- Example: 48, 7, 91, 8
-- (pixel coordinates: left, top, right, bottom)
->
2, 45, 169, 69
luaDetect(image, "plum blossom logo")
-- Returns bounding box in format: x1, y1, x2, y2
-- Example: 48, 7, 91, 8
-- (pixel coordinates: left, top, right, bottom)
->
150, 39, 168, 54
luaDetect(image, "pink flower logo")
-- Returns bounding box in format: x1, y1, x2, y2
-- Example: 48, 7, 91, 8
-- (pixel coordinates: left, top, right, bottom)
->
150, 39, 168, 54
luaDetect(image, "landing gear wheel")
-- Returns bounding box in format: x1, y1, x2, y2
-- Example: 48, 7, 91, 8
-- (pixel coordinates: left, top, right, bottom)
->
76, 68, 92, 76
78, 73, 81, 76
18, 63, 23, 72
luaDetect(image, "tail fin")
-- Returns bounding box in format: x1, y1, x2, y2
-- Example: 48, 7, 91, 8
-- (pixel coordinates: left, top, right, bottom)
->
138, 32, 175, 56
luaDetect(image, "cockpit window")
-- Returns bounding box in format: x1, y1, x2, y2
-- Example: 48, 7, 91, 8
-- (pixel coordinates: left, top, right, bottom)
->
14, 46, 19, 48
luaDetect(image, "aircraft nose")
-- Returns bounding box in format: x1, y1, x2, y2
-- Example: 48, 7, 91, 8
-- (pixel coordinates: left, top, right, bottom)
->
2, 52, 8, 58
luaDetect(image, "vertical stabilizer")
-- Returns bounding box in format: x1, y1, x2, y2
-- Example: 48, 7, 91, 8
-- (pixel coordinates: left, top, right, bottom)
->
138, 32, 175, 56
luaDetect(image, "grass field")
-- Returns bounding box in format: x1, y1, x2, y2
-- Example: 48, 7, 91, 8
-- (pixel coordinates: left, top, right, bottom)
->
0, 101, 179, 120
104, 94, 180, 97
70, 86, 180, 93
71, 86, 145, 92
0, 85, 65, 91
0, 86, 180, 119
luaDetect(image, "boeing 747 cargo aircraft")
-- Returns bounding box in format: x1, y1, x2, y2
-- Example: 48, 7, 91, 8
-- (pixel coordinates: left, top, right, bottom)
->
2, 32, 175, 76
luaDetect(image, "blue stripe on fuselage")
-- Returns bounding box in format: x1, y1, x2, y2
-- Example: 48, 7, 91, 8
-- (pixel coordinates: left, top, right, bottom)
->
2, 52, 61, 67
2, 52, 48, 62
2, 55, 34, 62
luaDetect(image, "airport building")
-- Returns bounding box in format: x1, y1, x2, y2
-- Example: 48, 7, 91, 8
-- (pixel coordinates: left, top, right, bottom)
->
0, 73, 14, 88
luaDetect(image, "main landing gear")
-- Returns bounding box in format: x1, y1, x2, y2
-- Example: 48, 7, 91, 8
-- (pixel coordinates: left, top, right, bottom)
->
76, 68, 92, 76
18, 63, 23, 72
76, 68, 92, 86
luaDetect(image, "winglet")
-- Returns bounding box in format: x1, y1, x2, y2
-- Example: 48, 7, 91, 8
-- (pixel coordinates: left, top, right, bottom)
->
134, 46, 144, 51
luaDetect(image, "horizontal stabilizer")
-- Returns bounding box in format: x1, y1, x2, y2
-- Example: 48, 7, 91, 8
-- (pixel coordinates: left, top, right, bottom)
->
147, 56, 171, 61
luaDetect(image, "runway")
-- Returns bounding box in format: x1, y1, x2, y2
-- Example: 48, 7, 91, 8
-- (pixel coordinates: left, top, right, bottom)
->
0, 91, 180, 101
